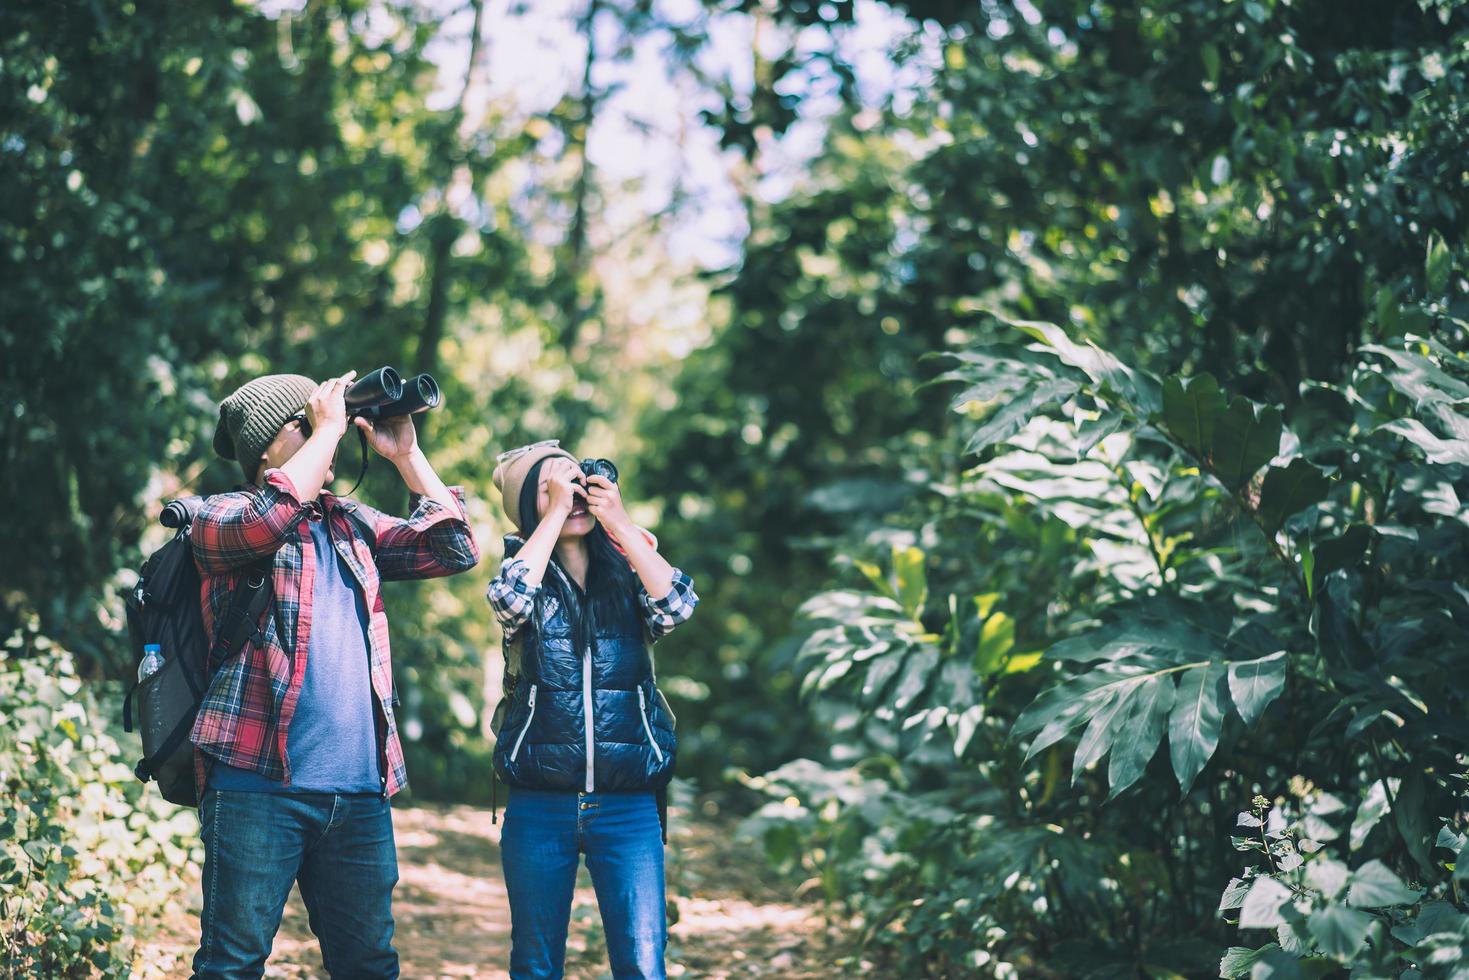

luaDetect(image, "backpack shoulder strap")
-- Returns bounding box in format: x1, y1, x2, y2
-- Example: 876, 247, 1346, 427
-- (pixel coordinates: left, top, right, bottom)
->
211, 563, 273, 659
338, 501, 378, 552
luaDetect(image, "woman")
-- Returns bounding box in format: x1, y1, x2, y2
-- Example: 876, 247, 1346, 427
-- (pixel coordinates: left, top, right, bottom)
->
485, 440, 698, 980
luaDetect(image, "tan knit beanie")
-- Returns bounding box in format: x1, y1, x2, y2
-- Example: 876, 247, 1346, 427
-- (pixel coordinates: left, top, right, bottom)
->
212, 374, 317, 481
491, 442, 577, 531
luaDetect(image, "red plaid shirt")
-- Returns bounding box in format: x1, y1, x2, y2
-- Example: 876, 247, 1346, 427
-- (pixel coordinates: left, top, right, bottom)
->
189, 467, 480, 797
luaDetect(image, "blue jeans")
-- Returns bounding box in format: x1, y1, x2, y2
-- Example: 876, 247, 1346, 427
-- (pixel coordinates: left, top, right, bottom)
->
501, 787, 667, 979
191, 788, 399, 979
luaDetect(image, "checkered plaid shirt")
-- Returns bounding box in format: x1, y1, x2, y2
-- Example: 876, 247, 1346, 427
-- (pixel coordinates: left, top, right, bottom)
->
485, 530, 699, 640
189, 467, 480, 797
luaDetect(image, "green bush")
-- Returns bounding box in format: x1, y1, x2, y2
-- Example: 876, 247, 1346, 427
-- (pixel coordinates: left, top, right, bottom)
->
744, 290, 1469, 975
0, 625, 199, 978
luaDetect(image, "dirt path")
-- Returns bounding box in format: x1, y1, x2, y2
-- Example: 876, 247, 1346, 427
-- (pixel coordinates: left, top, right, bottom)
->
142, 800, 855, 979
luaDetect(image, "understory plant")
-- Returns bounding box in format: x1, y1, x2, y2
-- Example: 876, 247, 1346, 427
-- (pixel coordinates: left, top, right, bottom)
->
744, 300, 1469, 976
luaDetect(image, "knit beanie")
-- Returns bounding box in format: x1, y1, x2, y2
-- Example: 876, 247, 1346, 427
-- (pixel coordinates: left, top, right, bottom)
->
212, 374, 317, 481
491, 442, 577, 531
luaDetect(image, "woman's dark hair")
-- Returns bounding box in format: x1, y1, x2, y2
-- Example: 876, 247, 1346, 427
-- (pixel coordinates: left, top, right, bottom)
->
518, 456, 639, 640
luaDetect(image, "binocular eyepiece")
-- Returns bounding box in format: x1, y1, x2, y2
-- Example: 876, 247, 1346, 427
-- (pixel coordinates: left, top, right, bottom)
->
346, 367, 442, 421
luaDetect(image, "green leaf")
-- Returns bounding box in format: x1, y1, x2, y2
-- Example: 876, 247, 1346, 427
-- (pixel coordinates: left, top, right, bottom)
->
860, 652, 904, 703
1306, 905, 1374, 960
953, 705, 985, 757
1220, 944, 1302, 979
1427, 232, 1452, 294
1256, 460, 1331, 534
1378, 418, 1469, 465
975, 611, 1016, 676
1072, 688, 1133, 783
1350, 779, 1395, 850
1312, 526, 1371, 576
892, 646, 940, 711
1239, 877, 1293, 929
1162, 372, 1225, 457
1227, 651, 1287, 726
1220, 877, 1251, 912
892, 545, 928, 619
1201, 44, 1221, 85
1013, 666, 1141, 760
1393, 770, 1433, 876
1210, 397, 1282, 490
1168, 663, 1226, 793
1346, 860, 1420, 908
1076, 408, 1125, 456
962, 377, 1080, 454
1107, 674, 1175, 797
1359, 343, 1469, 405
1306, 858, 1349, 900
852, 559, 893, 599
1011, 317, 1161, 412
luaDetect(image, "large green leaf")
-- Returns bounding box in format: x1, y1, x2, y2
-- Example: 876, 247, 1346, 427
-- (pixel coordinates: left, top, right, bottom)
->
1239, 877, 1293, 929
1046, 618, 1225, 665
1162, 372, 1225, 456
1256, 460, 1331, 534
1227, 651, 1287, 726
1345, 860, 1420, 908
1378, 418, 1469, 465
1360, 343, 1469, 405
1168, 663, 1226, 793
1211, 397, 1282, 489
1010, 317, 1161, 412
892, 647, 940, 711
1350, 779, 1395, 850
962, 377, 1080, 454
1071, 687, 1133, 783
1306, 905, 1373, 960
1013, 663, 1154, 760
1312, 525, 1372, 576
1107, 673, 1175, 797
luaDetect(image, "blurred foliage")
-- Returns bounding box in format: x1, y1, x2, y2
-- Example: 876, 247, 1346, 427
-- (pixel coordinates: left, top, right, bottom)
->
742, 289, 1469, 974
1, 624, 200, 977
643, 0, 1469, 791
5, 1, 1469, 973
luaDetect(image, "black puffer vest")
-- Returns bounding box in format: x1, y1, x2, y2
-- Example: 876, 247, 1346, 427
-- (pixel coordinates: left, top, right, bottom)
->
493, 543, 676, 794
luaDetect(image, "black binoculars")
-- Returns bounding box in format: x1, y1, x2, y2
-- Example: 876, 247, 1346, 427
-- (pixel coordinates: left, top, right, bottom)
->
345, 367, 442, 420
579, 458, 618, 484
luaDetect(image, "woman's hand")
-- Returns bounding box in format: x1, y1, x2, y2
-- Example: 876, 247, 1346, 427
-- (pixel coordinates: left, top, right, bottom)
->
354, 413, 418, 461
543, 458, 585, 519
585, 474, 631, 533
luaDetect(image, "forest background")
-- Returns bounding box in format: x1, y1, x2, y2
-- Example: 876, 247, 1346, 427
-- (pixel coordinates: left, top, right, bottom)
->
5, 0, 1469, 976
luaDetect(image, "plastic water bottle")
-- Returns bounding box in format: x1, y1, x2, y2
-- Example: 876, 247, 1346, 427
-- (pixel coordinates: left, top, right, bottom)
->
138, 643, 164, 682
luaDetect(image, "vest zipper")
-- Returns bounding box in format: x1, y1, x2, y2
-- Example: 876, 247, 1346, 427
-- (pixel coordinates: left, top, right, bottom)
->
583, 645, 595, 791
638, 686, 664, 763
548, 562, 597, 793
509, 683, 538, 762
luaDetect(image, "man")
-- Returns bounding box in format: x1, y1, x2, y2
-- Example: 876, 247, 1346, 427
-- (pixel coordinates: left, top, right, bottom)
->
188, 370, 479, 979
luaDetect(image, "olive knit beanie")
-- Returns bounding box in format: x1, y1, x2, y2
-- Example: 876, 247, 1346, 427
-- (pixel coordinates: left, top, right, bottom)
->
491, 442, 577, 531
212, 374, 317, 481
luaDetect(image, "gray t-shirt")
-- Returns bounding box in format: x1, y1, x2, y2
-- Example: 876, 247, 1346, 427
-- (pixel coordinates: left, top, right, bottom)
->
210, 512, 381, 794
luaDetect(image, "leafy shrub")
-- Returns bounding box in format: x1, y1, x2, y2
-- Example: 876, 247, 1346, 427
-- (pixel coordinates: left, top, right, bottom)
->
1, 624, 199, 978
1220, 792, 1469, 978
744, 296, 1469, 975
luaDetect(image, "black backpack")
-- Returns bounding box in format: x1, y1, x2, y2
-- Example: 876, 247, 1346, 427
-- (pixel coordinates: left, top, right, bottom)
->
122, 495, 378, 806
123, 496, 272, 807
